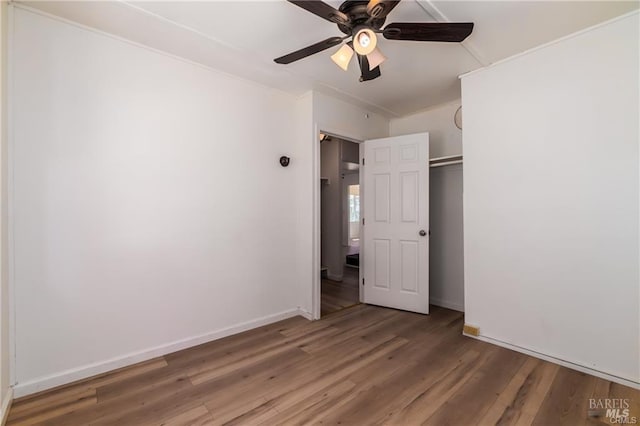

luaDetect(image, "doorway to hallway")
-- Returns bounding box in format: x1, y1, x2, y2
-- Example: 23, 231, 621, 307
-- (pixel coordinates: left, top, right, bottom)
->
320, 133, 361, 316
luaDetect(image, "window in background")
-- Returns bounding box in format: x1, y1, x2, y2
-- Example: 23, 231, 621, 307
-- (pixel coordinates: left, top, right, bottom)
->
348, 185, 360, 243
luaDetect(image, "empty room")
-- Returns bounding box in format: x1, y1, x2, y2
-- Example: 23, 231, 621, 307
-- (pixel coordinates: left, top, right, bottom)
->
0, 0, 638, 425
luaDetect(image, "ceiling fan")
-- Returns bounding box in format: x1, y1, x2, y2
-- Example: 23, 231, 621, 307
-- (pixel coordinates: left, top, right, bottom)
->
274, 0, 474, 82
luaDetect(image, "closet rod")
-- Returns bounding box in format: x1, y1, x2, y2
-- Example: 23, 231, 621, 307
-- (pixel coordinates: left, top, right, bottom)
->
430, 154, 462, 164
430, 160, 463, 168
429, 154, 463, 168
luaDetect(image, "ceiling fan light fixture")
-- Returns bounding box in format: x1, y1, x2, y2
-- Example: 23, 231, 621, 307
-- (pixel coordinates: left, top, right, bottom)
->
331, 43, 354, 71
366, 47, 387, 70
353, 28, 377, 56
275, 1, 475, 84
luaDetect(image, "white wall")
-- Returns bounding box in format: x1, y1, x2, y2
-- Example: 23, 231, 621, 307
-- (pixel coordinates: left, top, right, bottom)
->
0, 0, 12, 419
461, 12, 639, 384
390, 101, 465, 311
11, 7, 302, 395
390, 101, 462, 159
293, 91, 389, 317
313, 92, 389, 142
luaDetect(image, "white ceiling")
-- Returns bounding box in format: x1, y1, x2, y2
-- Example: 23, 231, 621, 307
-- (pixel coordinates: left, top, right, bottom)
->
19, 0, 639, 116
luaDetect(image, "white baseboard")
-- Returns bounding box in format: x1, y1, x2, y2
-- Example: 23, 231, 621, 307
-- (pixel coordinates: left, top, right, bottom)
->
467, 334, 640, 390
1, 388, 13, 426
13, 308, 304, 398
297, 308, 314, 321
430, 297, 464, 312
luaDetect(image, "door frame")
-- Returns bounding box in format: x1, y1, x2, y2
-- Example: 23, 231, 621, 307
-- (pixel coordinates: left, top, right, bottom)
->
313, 123, 363, 320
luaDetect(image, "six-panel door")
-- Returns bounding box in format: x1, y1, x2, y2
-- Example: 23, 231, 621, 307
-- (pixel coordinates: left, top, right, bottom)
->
363, 133, 430, 314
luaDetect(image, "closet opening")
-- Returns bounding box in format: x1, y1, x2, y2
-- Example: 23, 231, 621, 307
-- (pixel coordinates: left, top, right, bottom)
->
320, 133, 361, 317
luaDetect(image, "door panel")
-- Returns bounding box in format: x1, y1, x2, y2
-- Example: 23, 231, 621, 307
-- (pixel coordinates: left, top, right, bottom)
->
374, 174, 390, 222
400, 240, 419, 293
400, 172, 419, 223
374, 239, 390, 289
363, 133, 429, 314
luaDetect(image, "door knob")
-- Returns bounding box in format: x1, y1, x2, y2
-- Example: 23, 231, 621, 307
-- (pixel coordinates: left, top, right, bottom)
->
419, 230, 427, 236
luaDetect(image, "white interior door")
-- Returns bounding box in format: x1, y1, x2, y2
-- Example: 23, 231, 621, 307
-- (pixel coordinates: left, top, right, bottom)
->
362, 133, 429, 314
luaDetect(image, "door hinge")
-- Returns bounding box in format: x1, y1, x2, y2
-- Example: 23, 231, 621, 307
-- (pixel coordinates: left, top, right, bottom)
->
362, 218, 365, 225
362, 278, 365, 286
362, 158, 365, 166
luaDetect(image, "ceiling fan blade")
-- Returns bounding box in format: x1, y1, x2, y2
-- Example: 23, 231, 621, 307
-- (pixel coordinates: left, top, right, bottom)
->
366, 0, 400, 19
383, 22, 474, 42
274, 37, 345, 64
349, 42, 381, 82
288, 0, 351, 25
359, 55, 381, 81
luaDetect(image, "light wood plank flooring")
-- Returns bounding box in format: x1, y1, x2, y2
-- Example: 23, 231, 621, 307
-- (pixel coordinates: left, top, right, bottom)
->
321, 267, 359, 316
7, 304, 639, 425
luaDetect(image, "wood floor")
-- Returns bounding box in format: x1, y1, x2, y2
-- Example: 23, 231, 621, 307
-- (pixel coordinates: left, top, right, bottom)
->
8, 304, 639, 425
321, 267, 359, 316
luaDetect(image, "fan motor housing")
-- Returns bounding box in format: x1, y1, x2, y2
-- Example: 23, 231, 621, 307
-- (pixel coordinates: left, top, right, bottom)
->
337, 0, 386, 34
